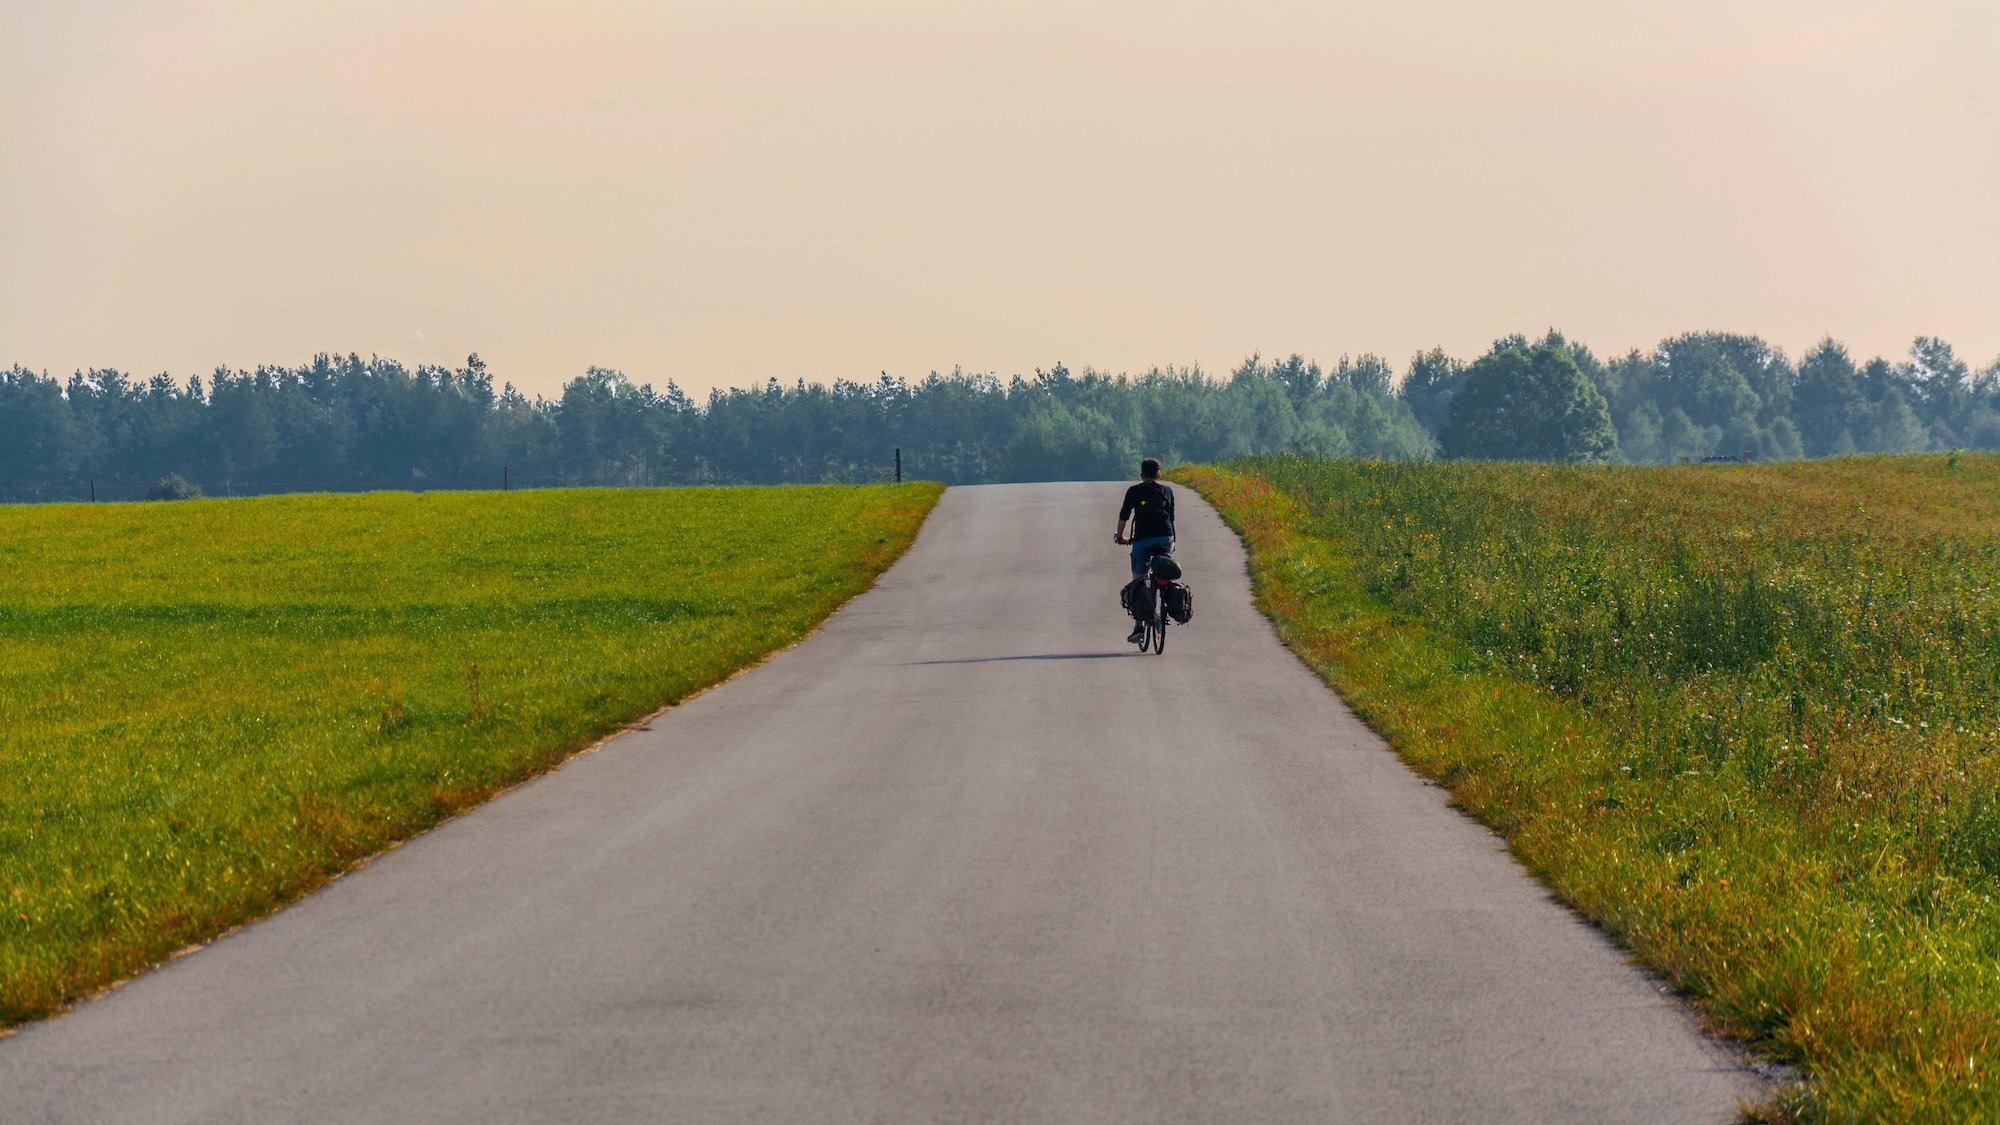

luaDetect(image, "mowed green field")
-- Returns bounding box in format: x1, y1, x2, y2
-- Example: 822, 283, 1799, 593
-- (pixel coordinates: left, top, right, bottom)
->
0, 483, 942, 1025
1186, 455, 2000, 1123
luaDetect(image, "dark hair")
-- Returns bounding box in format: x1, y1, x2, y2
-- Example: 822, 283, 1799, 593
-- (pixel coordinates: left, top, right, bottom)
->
1140, 458, 1161, 479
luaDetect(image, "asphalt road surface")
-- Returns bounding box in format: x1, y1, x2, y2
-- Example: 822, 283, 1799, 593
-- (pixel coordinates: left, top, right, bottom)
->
0, 482, 1764, 1123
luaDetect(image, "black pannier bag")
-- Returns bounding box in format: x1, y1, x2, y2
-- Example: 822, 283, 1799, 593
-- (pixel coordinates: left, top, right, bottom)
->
1147, 553, 1183, 581
1120, 577, 1150, 618
1163, 582, 1193, 624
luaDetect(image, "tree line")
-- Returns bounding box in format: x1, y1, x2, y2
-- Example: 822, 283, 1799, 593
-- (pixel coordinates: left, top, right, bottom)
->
2, 331, 1994, 500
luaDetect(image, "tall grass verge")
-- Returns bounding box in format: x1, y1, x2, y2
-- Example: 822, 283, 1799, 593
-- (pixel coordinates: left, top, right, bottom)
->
0, 483, 942, 1025
1183, 455, 2000, 1122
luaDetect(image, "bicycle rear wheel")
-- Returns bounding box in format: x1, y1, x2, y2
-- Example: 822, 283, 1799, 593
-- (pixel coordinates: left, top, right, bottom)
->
1152, 611, 1167, 653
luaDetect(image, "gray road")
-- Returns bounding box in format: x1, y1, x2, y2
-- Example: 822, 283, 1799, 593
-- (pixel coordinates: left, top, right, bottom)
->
0, 483, 1762, 1123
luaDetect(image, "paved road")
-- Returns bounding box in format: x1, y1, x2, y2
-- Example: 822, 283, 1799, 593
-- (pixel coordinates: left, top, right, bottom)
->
0, 483, 1762, 1122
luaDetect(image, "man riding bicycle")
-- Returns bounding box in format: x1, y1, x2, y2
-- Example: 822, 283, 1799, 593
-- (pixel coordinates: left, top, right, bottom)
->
1113, 458, 1175, 644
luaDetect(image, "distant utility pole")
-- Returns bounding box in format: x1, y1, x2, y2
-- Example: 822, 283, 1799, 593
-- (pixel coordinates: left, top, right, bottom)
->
503, 466, 509, 492
894, 448, 902, 484
90, 479, 95, 502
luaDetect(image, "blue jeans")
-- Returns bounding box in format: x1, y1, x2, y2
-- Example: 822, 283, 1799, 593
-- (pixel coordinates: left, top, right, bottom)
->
1129, 535, 1175, 576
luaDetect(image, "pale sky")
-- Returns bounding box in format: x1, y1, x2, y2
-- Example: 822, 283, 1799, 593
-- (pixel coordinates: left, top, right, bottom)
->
5, 1, 1997, 399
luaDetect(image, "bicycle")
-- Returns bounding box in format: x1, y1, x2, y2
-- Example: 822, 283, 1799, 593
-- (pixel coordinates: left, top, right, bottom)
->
1120, 542, 1175, 654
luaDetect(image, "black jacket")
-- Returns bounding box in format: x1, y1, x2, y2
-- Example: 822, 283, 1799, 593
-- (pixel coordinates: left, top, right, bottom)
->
1120, 480, 1175, 540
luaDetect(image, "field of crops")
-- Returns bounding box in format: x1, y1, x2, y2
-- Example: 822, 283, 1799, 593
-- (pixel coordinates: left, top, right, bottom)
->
1185, 454, 2000, 1122
0, 483, 941, 1025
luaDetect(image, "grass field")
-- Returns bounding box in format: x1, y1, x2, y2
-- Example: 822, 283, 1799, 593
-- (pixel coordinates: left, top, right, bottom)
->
1184, 454, 2000, 1123
0, 483, 942, 1026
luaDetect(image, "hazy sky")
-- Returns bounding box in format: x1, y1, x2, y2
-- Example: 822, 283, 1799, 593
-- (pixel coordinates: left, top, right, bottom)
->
5, 1, 1996, 398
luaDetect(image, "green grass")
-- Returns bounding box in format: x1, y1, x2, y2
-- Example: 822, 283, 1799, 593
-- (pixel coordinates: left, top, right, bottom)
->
0, 483, 942, 1025
1183, 455, 2000, 1123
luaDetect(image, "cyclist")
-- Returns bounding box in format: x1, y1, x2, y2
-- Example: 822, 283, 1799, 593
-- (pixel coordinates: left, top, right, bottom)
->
1113, 457, 1176, 643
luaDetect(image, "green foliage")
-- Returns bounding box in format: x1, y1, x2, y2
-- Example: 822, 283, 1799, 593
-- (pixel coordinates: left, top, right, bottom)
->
1192, 454, 2000, 1121
0, 354, 1432, 500
8, 328, 1999, 499
144, 473, 200, 500
1793, 339, 1868, 457
0, 482, 941, 1024
1439, 344, 1616, 461
1398, 347, 1463, 435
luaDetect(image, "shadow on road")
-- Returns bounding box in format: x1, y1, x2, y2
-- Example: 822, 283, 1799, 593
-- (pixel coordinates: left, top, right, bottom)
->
898, 652, 1134, 666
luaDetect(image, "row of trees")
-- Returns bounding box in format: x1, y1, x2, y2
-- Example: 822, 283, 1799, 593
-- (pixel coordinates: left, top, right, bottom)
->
2, 332, 1995, 499
1415, 331, 1999, 464
0, 352, 1433, 499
